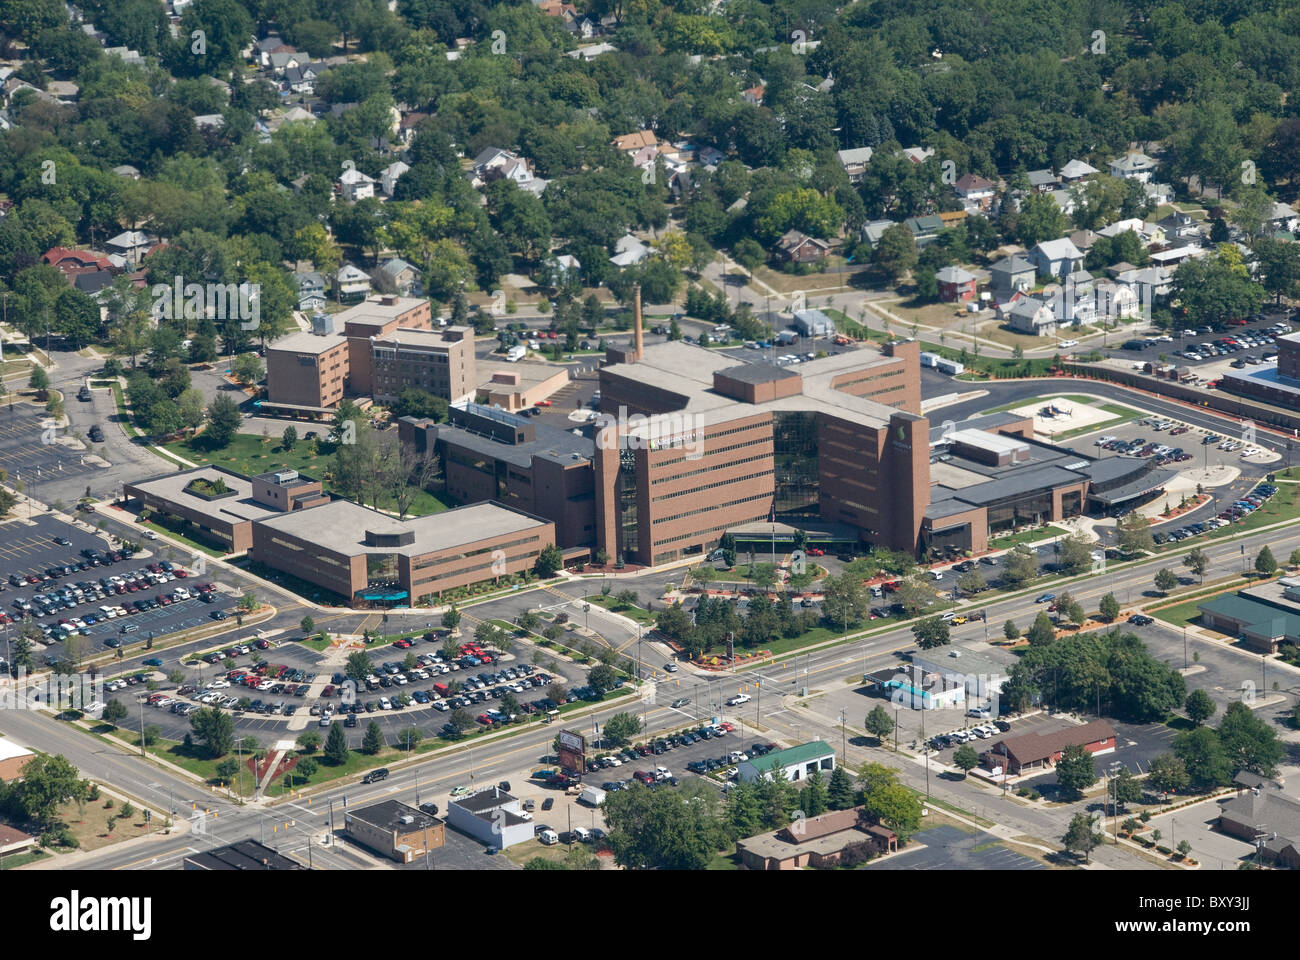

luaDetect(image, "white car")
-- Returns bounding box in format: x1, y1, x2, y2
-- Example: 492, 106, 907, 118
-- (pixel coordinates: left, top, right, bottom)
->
1058, 338, 1079, 347
519, 811, 533, 821
1241, 447, 1261, 458
208, 679, 230, 689
379, 697, 393, 710
143, 530, 158, 540
1094, 436, 1116, 446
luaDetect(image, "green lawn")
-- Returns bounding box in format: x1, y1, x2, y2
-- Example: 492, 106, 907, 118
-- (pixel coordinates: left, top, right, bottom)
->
0, 849, 47, 870
134, 516, 228, 557
108, 381, 142, 440
584, 594, 656, 624
988, 525, 1070, 551
161, 433, 450, 517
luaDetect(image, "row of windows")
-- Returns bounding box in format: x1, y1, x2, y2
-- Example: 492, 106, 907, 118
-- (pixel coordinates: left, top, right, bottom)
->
411, 549, 541, 586
834, 365, 904, 390
651, 450, 772, 487
651, 469, 775, 505
649, 424, 772, 468
410, 534, 543, 570
656, 491, 773, 524
654, 510, 769, 547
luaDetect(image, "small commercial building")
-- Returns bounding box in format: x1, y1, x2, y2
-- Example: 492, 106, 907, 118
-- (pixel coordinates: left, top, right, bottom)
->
736, 741, 835, 783
910, 647, 1011, 703
476, 362, 571, 412
982, 719, 1116, 776
446, 787, 534, 850
877, 664, 967, 711
1197, 579, 1300, 654
183, 839, 306, 870
736, 806, 897, 870
1218, 784, 1300, 868
346, 799, 445, 863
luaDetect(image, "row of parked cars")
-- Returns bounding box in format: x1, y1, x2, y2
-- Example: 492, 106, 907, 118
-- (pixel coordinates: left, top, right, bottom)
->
1152, 483, 1276, 544
929, 721, 1010, 750
5, 569, 210, 643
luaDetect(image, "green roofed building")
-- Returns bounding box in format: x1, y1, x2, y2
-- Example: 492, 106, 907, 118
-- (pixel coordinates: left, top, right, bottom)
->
1197, 579, 1300, 654
736, 740, 835, 783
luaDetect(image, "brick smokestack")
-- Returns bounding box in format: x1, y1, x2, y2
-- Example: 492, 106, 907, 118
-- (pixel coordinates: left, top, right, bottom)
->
633, 283, 643, 359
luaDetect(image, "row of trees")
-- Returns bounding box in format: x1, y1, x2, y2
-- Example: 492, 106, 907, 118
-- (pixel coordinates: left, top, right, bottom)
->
599, 759, 920, 870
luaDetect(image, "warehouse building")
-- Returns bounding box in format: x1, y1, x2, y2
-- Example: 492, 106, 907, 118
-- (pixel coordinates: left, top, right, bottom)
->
736, 741, 836, 783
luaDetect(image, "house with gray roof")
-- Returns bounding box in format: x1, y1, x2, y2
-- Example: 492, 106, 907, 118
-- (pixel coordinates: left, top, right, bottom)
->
374, 257, 421, 297
1000, 296, 1058, 336
988, 255, 1035, 300
836, 147, 873, 183
1108, 151, 1158, 183
1058, 159, 1099, 182
1028, 238, 1085, 281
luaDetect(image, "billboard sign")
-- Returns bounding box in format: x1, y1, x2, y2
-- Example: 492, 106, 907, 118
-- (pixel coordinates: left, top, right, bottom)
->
558, 729, 585, 777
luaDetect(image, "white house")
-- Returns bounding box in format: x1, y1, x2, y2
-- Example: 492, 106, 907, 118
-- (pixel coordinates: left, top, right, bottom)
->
547, 254, 581, 281
836, 147, 873, 183
339, 167, 375, 202
954, 172, 996, 208
1108, 152, 1158, 183
1001, 296, 1058, 336
105, 230, 156, 267
1267, 202, 1300, 234
610, 234, 649, 267
1097, 217, 1149, 241
380, 161, 409, 198
1058, 159, 1099, 182
1028, 237, 1085, 280
334, 264, 372, 302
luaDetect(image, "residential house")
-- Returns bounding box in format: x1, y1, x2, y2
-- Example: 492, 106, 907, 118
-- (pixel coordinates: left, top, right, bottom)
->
254, 35, 295, 68
193, 114, 226, 132
283, 62, 323, 95
837, 147, 873, 183
104, 46, 144, 66
696, 145, 725, 170
988, 255, 1036, 301
1112, 264, 1173, 304
536, 0, 578, 19
954, 173, 996, 211
1149, 243, 1208, 269
334, 264, 372, 303
1069, 228, 1100, 253
860, 219, 896, 246
1153, 212, 1197, 244
1093, 280, 1142, 322
775, 230, 831, 263
43, 247, 115, 284
1143, 181, 1174, 205
612, 130, 660, 157
935, 265, 978, 302
266, 51, 301, 76
1108, 151, 1158, 183
900, 146, 935, 164
1097, 218, 1149, 241
1048, 189, 1077, 217
1267, 202, 1300, 234
563, 16, 596, 39
903, 215, 944, 249
610, 234, 650, 268
1028, 237, 1085, 281
1058, 159, 1099, 183
374, 257, 421, 297
104, 230, 156, 268
741, 85, 765, 106
546, 254, 581, 282
294, 271, 328, 312
112, 164, 141, 179
1026, 169, 1058, 193
398, 112, 429, 145
380, 161, 410, 198
1001, 296, 1058, 336
339, 167, 375, 202
565, 42, 615, 60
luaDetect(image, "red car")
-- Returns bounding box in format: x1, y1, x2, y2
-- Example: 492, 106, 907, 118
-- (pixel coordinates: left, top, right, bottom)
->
393, 638, 412, 649
720, 721, 734, 732
254, 639, 270, 650
806, 547, 824, 556
477, 713, 494, 725
322, 685, 335, 697
633, 770, 654, 784
534, 400, 553, 407
174, 569, 188, 578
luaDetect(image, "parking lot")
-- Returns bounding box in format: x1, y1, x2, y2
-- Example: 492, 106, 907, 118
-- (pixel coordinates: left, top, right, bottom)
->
1102, 312, 1294, 373
0, 407, 108, 503
865, 824, 1046, 870
0, 512, 235, 663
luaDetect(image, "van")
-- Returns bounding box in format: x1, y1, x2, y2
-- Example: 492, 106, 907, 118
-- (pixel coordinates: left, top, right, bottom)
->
362, 768, 389, 785
573, 826, 592, 843
928, 569, 944, 581
539, 829, 559, 845
870, 585, 883, 598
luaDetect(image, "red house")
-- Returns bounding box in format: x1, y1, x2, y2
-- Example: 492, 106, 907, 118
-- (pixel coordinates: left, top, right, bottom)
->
982, 719, 1116, 776
936, 265, 978, 302
42, 247, 114, 283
